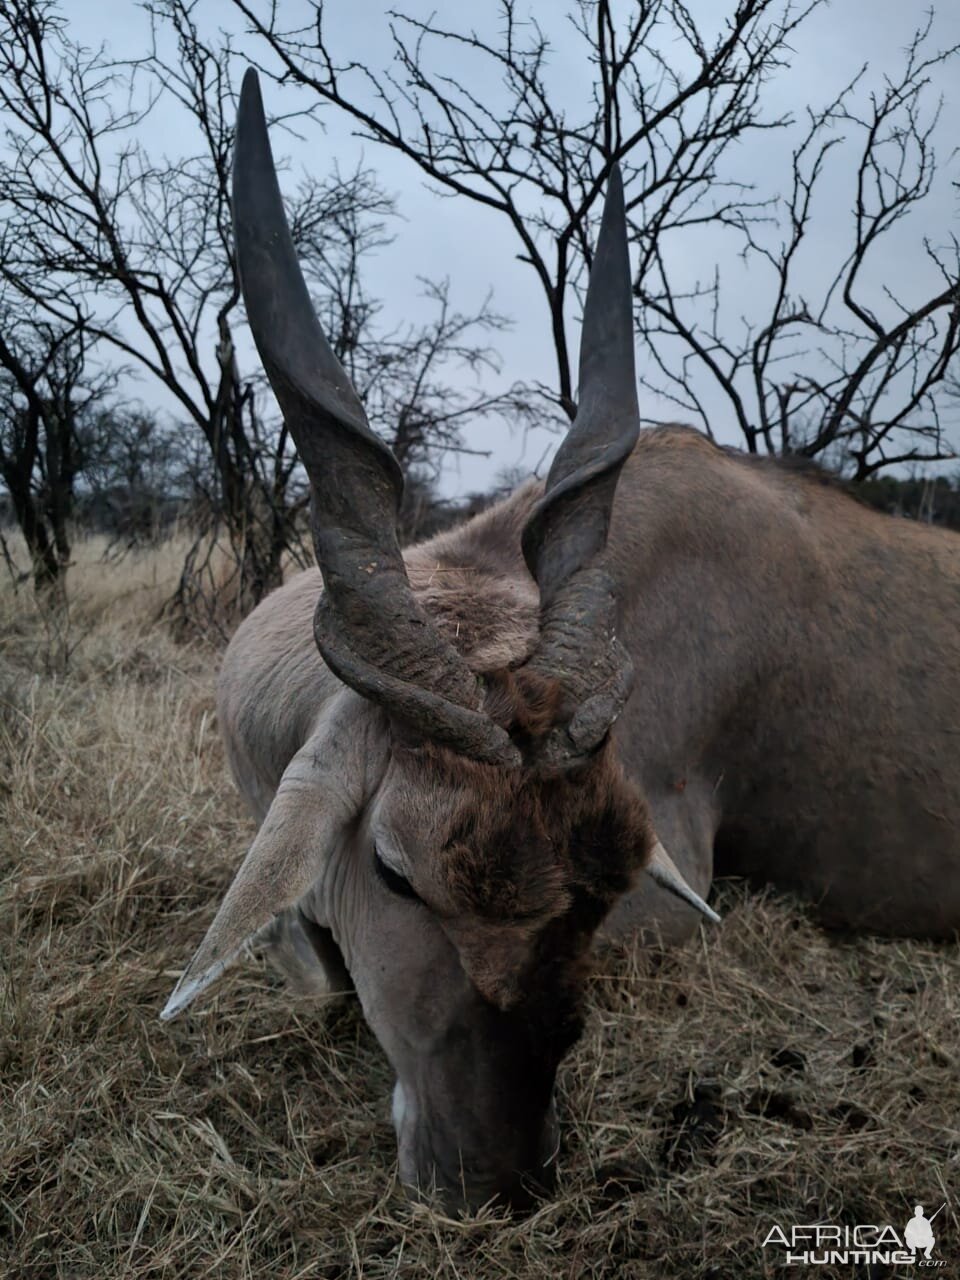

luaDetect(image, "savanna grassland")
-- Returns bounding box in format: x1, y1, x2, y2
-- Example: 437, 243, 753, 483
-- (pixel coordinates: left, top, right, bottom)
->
1, 534, 958, 1280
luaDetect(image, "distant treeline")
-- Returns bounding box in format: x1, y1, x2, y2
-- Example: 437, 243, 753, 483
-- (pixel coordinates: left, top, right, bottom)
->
853, 473, 960, 531
0, 470, 506, 551
2, 467, 958, 554
0, 487, 182, 543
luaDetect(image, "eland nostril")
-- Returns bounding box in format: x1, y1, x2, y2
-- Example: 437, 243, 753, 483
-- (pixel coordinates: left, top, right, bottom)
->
507, 1161, 557, 1212
399, 1147, 557, 1214
423, 1171, 552, 1215
395, 1085, 560, 1213
409, 1113, 560, 1213
469, 1161, 556, 1214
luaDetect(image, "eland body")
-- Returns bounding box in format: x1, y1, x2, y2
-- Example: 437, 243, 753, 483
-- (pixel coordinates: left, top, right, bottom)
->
164, 70, 960, 1210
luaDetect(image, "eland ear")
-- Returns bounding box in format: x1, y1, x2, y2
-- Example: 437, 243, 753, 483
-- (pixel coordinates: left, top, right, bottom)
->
645, 841, 721, 924
161, 781, 338, 1019
162, 696, 383, 1019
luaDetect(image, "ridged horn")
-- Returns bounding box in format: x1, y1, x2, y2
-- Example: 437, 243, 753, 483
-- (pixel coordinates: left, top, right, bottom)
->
233, 69, 519, 767
520, 165, 640, 769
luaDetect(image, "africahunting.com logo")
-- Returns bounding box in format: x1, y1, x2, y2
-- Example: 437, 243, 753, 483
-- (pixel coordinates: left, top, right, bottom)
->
762, 1202, 947, 1267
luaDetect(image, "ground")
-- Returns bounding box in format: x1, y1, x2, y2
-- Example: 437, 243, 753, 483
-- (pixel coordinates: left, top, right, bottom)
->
1, 534, 957, 1279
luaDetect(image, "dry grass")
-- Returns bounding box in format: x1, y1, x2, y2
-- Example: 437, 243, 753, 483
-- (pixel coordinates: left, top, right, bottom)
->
2, 534, 958, 1279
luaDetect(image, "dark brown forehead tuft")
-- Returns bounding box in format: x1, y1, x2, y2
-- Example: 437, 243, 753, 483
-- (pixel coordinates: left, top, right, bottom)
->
389, 730, 654, 987
481, 667, 568, 739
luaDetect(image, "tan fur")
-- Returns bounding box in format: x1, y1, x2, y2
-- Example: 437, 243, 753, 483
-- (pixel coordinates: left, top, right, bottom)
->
404, 482, 542, 671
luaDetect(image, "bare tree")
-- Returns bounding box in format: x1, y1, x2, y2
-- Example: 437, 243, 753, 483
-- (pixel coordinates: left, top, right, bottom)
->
73, 407, 200, 548
289, 160, 538, 481
636, 15, 960, 477
0, 313, 113, 589
0, 0, 536, 624
229, 0, 960, 475
0, 0, 312, 615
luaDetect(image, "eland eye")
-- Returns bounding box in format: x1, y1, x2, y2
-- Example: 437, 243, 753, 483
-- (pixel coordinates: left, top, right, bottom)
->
374, 849, 420, 901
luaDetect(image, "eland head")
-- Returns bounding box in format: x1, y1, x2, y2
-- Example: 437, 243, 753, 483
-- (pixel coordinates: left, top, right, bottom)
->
162, 69, 718, 1210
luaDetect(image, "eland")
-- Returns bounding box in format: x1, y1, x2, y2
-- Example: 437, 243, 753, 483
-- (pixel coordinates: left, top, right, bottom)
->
163, 70, 960, 1209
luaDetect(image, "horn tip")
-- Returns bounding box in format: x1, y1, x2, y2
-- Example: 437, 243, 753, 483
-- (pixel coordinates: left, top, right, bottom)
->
237, 68, 266, 146
240, 67, 261, 99
160, 955, 231, 1021
701, 902, 722, 926
646, 840, 721, 925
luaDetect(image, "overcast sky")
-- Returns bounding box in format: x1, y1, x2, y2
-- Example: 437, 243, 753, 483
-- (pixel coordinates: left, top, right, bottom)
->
63, 0, 960, 495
